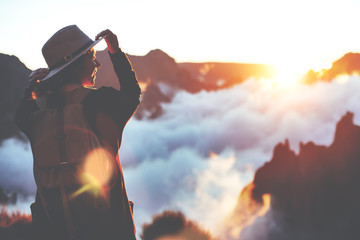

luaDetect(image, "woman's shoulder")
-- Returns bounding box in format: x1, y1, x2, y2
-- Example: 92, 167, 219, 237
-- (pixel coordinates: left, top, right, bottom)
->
88, 86, 118, 94
82, 86, 120, 105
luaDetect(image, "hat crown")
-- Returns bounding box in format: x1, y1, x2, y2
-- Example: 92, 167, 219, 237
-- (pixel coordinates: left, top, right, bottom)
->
42, 25, 92, 68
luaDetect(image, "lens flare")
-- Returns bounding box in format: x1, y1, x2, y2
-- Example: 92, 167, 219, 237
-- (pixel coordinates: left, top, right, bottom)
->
70, 148, 114, 199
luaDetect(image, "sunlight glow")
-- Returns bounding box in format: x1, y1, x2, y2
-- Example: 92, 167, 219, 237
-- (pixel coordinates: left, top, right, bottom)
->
272, 64, 304, 87
229, 192, 271, 239
222, 183, 272, 239
139, 81, 149, 92
258, 194, 271, 217
263, 57, 328, 88
335, 74, 351, 85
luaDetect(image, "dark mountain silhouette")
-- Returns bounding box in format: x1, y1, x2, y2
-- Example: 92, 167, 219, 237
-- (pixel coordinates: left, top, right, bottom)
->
304, 52, 360, 84
179, 62, 276, 90
95, 49, 202, 92
95, 49, 201, 119
96, 49, 276, 119
96, 49, 276, 93
232, 112, 360, 240
130, 49, 203, 93
0, 54, 30, 143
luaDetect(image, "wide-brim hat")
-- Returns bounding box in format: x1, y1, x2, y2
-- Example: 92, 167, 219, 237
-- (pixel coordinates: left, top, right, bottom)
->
41, 25, 104, 81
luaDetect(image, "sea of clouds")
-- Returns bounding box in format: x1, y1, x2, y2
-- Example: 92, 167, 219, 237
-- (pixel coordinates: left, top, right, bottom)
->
2, 75, 360, 237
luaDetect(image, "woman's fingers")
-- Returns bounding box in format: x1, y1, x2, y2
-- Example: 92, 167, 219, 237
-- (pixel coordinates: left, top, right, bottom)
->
95, 29, 111, 40
29, 68, 50, 82
95, 29, 119, 54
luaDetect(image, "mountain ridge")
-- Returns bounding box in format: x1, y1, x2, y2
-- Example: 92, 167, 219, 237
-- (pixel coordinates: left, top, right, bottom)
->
227, 111, 360, 240
1, 49, 360, 142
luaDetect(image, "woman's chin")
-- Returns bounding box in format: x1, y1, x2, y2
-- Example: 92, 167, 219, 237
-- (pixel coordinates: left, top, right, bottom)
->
82, 76, 96, 87
83, 82, 95, 87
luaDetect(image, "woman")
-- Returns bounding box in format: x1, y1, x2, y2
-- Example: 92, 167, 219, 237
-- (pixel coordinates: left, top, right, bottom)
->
15, 25, 140, 240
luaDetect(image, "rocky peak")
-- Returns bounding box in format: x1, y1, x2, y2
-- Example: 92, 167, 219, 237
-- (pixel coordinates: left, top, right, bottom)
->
142, 49, 178, 72
271, 139, 295, 164
242, 112, 360, 239
144, 49, 175, 63
333, 111, 359, 146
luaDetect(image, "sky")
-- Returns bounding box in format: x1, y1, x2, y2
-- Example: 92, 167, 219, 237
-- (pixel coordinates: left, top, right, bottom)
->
1, 0, 360, 73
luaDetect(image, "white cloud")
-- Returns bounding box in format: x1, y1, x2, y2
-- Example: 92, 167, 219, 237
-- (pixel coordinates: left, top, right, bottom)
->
124, 148, 253, 237
122, 77, 360, 168
174, 153, 254, 235
120, 76, 360, 236
0, 138, 35, 198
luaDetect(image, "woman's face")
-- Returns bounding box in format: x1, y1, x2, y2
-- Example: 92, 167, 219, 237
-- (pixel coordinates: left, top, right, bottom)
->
80, 49, 101, 86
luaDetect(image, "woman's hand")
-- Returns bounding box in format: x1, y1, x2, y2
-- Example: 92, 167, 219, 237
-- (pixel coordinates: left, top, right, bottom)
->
25, 68, 50, 99
95, 29, 120, 54
28, 68, 50, 86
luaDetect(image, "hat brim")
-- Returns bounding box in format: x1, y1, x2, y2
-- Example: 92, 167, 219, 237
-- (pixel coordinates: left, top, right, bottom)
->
40, 36, 105, 82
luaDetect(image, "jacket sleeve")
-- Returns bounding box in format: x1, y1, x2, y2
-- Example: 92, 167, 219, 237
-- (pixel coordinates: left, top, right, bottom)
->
109, 49, 141, 114
83, 49, 141, 129
14, 97, 38, 139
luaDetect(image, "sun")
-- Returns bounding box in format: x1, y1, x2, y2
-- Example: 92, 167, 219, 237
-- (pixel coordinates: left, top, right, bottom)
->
273, 64, 303, 86
264, 52, 335, 88
258, 63, 304, 89
264, 56, 323, 88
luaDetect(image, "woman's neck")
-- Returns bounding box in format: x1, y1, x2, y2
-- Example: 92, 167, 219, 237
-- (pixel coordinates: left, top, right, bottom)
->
61, 82, 82, 92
